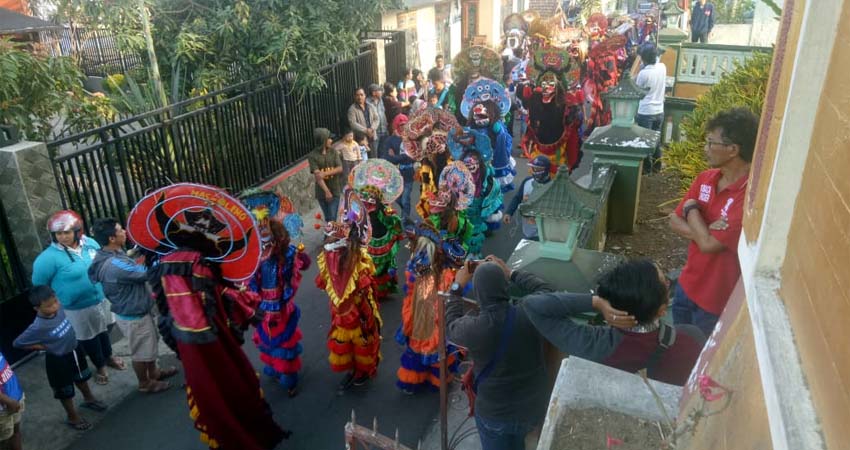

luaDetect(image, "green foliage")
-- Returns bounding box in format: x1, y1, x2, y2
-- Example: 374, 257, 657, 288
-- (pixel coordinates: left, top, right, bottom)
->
0, 39, 115, 141
664, 51, 772, 191
713, 0, 756, 24
57, 0, 399, 99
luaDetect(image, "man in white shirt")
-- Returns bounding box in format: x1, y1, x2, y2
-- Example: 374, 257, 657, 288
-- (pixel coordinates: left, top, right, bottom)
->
635, 45, 666, 172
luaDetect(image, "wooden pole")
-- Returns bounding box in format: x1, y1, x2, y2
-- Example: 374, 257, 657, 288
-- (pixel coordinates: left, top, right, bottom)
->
438, 291, 448, 450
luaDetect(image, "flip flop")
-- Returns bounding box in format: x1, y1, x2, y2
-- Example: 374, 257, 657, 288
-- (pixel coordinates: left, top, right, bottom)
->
94, 373, 108, 385
79, 400, 108, 412
138, 380, 171, 394
156, 367, 179, 381
65, 419, 92, 431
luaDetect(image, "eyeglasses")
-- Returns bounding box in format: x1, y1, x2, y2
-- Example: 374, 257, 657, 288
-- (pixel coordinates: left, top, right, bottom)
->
704, 140, 732, 149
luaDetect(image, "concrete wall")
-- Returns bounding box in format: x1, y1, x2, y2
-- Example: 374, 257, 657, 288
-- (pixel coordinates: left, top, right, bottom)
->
477, 0, 503, 48
776, 5, 850, 445
259, 160, 320, 222
417, 6, 439, 72
676, 281, 772, 450
750, 0, 783, 46
0, 141, 63, 278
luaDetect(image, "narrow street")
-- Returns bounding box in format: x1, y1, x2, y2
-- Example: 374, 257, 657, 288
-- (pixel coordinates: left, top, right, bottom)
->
65, 160, 535, 450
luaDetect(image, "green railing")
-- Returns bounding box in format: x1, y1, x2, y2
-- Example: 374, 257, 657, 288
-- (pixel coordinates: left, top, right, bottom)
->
674, 43, 772, 85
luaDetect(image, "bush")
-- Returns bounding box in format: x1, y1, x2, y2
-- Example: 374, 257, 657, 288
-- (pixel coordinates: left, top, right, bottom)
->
664, 51, 772, 191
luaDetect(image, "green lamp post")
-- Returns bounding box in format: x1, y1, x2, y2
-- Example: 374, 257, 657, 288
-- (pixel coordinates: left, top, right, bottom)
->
583, 72, 660, 233
507, 165, 623, 296
659, 0, 688, 49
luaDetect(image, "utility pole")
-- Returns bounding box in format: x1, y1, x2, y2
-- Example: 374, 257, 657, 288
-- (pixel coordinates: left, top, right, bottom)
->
138, 0, 169, 108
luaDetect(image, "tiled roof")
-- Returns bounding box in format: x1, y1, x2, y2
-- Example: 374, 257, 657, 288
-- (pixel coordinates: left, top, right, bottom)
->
0, 7, 60, 34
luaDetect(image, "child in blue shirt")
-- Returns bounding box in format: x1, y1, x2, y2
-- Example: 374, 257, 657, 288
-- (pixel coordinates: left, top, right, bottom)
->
13, 286, 108, 431
0, 351, 24, 450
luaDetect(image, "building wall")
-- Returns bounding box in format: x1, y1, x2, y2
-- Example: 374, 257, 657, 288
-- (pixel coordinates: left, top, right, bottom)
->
476, 0, 503, 48
776, 5, 850, 446
743, 0, 805, 241
677, 281, 772, 450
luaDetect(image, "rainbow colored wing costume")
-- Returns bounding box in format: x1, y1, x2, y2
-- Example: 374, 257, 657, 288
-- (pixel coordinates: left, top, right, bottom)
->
239, 189, 310, 391
396, 221, 466, 392
350, 160, 405, 301
315, 189, 382, 379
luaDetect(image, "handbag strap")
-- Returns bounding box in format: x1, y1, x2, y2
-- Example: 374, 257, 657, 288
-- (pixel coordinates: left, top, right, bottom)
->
473, 305, 517, 393
644, 321, 676, 374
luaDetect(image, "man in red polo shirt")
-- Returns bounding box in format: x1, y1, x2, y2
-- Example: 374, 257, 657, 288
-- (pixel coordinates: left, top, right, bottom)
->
668, 108, 759, 337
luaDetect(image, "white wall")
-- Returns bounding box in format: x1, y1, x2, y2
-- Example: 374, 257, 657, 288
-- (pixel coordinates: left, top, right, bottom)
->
710, 24, 754, 45
749, 0, 783, 46
417, 6, 438, 73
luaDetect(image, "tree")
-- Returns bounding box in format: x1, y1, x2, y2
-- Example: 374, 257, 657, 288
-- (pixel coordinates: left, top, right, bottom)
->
57, 0, 399, 102
0, 39, 114, 141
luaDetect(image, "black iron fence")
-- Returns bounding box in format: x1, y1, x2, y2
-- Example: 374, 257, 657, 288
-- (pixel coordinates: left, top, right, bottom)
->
48, 43, 380, 228
40, 28, 145, 77
361, 30, 407, 84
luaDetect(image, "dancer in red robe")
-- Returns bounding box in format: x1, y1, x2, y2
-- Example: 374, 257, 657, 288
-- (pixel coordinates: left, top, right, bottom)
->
128, 183, 287, 450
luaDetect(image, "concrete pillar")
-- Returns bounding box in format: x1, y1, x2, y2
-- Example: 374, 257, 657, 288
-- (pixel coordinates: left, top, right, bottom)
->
0, 141, 63, 278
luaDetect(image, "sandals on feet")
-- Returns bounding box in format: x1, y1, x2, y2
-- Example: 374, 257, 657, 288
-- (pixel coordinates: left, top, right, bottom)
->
155, 367, 179, 381
94, 373, 108, 385
138, 380, 171, 394
65, 419, 92, 431
79, 400, 108, 412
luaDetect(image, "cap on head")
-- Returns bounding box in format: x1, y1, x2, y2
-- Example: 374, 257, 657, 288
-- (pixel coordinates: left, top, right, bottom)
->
529, 155, 552, 171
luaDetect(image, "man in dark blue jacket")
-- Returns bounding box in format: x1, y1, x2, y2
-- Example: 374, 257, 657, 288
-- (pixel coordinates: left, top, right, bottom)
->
503, 155, 552, 240
380, 114, 416, 222
691, 0, 715, 43
89, 218, 177, 393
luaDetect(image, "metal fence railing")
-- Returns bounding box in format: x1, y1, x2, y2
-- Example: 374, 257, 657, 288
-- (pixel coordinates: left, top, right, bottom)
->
361, 30, 407, 84
48, 43, 380, 228
40, 27, 145, 77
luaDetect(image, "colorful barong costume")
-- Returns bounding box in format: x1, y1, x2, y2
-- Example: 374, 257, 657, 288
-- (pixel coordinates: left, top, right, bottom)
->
350, 159, 405, 301
316, 189, 383, 390
396, 221, 467, 393
401, 107, 461, 219
449, 127, 504, 258
459, 77, 515, 192
520, 47, 585, 172
128, 183, 286, 450
452, 45, 504, 124
397, 163, 473, 392
239, 189, 310, 397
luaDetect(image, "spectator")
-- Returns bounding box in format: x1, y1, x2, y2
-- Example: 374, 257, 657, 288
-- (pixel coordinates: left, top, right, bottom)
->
32, 210, 126, 386
428, 68, 455, 112
14, 285, 107, 431
668, 108, 758, 336
523, 259, 706, 386
412, 69, 427, 100
307, 128, 344, 222
446, 257, 551, 450
635, 44, 667, 172
432, 54, 453, 84
0, 351, 23, 450
503, 156, 553, 240
408, 95, 426, 114
88, 218, 179, 394
397, 68, 416, 104
690, 0, 715, 43
366, 83, 389, 151
347, 87, 380, 158
334, 129, 364, 183
379, 114, 416, 221
382, 82, 404, 131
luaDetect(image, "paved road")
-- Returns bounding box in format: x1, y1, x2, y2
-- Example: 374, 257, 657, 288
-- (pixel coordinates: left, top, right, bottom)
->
67, 161, 531, 450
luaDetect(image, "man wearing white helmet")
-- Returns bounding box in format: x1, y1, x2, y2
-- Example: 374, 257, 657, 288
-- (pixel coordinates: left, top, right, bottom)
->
32, 210, 126, 385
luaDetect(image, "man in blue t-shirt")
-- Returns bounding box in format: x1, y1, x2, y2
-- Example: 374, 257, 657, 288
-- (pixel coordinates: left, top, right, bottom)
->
0, 351, 24, 450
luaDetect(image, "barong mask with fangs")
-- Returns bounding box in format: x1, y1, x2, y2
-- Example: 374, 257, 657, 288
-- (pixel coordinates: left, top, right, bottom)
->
463, 155, 480, 177
427, 189, 453, 213
472, 103, 491, 128
541, 72, 558, 103
358, 185, 383, 213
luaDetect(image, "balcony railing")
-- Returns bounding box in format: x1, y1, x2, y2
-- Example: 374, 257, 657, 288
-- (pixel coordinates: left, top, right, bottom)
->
675, 43, 771, 85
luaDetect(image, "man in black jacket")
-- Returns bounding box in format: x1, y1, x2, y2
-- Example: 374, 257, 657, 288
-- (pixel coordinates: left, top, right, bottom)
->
691, 0, 715, 43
